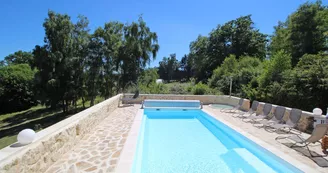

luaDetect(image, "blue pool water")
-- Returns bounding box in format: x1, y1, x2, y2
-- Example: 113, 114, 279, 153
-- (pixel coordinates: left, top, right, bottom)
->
210, 104, 234, 109
133, 109, 302, 173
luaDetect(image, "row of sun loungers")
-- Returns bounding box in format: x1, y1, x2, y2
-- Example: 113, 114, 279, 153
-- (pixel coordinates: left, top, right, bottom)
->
222, 99, 328, 157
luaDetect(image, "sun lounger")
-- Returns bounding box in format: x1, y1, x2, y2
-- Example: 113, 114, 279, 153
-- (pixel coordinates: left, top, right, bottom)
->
266, 108, 302, 133
243, 103, 272, 123
276, 124, 328, 157
256, 106, 286, 128
221, 98, 244, 113
234, 100, 259, 118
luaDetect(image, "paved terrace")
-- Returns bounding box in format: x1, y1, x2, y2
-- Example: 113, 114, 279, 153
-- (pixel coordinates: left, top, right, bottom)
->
204, 106, 328, 173
42, 104, 327, 172
45, 105, 139, 173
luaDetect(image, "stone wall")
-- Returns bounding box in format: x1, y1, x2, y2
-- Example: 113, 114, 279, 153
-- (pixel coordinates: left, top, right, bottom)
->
0, 95, 121, 173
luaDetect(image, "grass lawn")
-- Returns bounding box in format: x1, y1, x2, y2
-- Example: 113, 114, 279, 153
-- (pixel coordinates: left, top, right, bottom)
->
0, 96, 104, 149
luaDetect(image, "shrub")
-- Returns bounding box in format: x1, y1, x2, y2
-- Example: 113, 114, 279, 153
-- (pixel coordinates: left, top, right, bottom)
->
169, 84, 188, 94
139, 83, 169, 94
0, 64, 37, 113
192, 82, 208, 95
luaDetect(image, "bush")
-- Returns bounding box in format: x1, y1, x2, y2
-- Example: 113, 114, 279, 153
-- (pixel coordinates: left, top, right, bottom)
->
192, 82, 208, 95
139, 83, 169, 94
169, 84, 188, 94
0, 64, 37, 113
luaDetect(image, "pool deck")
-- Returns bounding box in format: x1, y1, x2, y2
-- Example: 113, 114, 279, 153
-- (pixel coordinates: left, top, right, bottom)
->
45, 105, 327, 172
45, 105, 139, 173
204, 106, 327, 173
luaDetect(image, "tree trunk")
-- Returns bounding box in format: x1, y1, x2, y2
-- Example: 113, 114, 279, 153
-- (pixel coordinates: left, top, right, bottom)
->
62, 99, 66, 113
90, 96, 94, 107
74, 99, 77, 112
82, 96, 85, 109
65, 100, 68, 113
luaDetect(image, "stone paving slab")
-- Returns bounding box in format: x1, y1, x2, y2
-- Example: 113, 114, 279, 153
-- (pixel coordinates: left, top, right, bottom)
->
204, 106, 328, 173
45, 105, 139, 173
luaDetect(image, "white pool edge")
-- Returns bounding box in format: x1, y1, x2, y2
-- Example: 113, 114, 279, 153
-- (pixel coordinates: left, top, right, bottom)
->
202, 108, 316, 173
116, 109, 144, 173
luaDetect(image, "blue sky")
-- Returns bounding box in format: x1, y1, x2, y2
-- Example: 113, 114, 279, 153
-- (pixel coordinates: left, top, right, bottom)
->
0, 0, 322, 67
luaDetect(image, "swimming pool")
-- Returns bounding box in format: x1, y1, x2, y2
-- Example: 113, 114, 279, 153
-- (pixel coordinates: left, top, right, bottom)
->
210, 104, 234, 109
132, 109, 302, 173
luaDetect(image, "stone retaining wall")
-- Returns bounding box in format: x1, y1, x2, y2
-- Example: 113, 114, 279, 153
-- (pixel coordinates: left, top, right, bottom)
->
0, 95, 121, 173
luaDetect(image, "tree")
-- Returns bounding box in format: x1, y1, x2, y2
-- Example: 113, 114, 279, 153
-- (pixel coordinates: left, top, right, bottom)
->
71, 15, 90, 108
98, 22, 124, 99
180, 54, 193, 80
85, 34, 104, 106
270, 1, 328, 66
0, 64, 37, 113
208, 55, 234, 93
33, 11, 75, 112
118, 16, 159, 89
139, 68, 159, 87
158, 54, 179, 82
259, 51, 292, 88
289, 53, 328, 112
188, 15, 267, 81
2, 51, 33, 66
189, 35, 209, 81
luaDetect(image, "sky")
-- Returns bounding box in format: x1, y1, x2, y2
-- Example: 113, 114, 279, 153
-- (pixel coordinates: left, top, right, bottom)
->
0, 0, 323, 67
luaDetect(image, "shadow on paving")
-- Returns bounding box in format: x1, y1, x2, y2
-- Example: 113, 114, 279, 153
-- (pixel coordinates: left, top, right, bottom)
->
0, 107, 85, 139
282, 142, 328, 167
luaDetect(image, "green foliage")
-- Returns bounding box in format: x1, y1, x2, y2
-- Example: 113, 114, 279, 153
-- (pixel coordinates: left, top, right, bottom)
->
2, 51, 33, 66
191, 82, 219, 95
138, 68, 168, 94
188, 15, 267, 81
208, 55, 237, 88
270, 1, 328, 66
169, 84, 188, 94
30, 11, 159, 111
241, 52, 328, 113
189, 35, 210, 81
208, 55, 262, 95
259, 51, 292, 87
118, 16, 159, 88
192, 82, 207, 95
139, 83, 169, 94
289, 54, 328, 111
33, 11, 76, 110
139, 68, 159, 87
0, 64, 37, 113
158, 54, 179, 82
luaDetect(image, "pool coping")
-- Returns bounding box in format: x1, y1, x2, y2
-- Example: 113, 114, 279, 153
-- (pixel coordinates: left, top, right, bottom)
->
116, 108, 316, 173
116, 108, 144, 172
